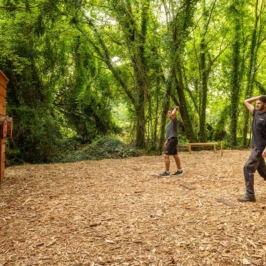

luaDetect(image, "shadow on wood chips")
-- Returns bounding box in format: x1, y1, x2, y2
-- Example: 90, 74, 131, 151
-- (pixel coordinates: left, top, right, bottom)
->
1, 150, 266, 265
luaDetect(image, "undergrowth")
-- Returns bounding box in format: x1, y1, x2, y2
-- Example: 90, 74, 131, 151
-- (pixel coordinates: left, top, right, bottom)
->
55, 136, 139, 163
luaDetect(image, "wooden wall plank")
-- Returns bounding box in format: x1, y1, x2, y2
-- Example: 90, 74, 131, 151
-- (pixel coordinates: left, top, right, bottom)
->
0, 70, 9, 86
0, 85, 6, 97
0, 70, 8, 183
0, 77, 7, 87
0, 139, 5, 149
1, 143, 5, 154
0, 139, 5, 183
0, 105, 6, 116
0, 96, 6, 107
0, 172, 4, 182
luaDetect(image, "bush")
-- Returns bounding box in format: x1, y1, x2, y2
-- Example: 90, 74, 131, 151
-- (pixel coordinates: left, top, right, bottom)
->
55, 136, 139, 162
6, 106, 63, 165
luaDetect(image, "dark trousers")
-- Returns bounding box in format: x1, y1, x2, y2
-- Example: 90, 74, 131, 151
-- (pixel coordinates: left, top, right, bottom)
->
244, 148, 266, 196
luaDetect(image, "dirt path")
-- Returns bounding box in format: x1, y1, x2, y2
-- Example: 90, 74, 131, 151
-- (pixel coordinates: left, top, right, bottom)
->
1, 150, 266, 265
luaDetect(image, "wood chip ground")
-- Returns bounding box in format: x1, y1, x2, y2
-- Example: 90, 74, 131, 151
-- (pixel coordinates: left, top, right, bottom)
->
1, 150, 266, 265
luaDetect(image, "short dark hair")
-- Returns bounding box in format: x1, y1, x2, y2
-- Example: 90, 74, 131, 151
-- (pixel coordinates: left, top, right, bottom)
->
259, 96, 266, 103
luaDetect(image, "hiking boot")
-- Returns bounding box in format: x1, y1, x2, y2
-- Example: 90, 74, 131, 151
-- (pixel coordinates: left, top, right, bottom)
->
159, 171, 170, 177
238, 194, 256, 203
172, 170, 183, 176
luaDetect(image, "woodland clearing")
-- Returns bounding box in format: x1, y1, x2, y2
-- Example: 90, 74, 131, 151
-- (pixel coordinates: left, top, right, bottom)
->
1, 150, 266, 266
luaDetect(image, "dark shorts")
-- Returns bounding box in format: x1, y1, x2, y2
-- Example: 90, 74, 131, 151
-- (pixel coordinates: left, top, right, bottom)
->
165, 137, 178, 155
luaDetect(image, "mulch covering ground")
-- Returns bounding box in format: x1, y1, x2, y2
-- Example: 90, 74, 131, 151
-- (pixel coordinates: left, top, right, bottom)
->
1, 150, 266, 266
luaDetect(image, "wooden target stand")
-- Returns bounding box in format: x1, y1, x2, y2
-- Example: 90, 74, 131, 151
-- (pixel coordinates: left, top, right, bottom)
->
0, 70, 13, 184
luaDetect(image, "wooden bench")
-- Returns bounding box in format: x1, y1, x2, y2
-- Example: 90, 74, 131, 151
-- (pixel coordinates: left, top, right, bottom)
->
187, 142, 223, 156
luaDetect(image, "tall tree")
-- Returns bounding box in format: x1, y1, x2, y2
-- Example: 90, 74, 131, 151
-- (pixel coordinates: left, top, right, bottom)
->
72, 0, 152, 148
198, 0, 209, 142
242, 0, 265, 147
1, 0, 266, 164
159, 0, 199, 147
185, 0, 229, 142
229, 0, 243, 147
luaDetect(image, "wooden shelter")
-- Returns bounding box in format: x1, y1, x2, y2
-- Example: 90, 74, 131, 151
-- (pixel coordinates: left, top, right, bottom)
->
0, 70, 12, 183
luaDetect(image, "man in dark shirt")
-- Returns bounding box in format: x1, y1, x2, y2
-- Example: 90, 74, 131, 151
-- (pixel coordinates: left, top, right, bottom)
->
238, 95, 266, 202
159, 106, 183, 177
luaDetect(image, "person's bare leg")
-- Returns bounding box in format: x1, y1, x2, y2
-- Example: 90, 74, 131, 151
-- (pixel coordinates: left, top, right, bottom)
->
173, 154, 181, 169
164, 154, 170, 171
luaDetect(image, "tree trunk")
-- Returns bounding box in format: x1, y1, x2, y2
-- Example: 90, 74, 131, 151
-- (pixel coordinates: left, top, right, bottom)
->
132, 4, 149, 148
199, 37, 208, 142
229, 0, 242, 147
135, 89, 146, 148
159, 70, 174, 153
242, 0, 259, 147
176, 61, 198, 142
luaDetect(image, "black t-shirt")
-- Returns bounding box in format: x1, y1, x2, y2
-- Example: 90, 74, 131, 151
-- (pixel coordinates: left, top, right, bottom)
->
252, 109, 266, 152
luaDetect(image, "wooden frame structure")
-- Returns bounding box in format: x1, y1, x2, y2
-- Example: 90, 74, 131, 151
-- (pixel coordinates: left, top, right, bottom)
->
0, 70, 12, 183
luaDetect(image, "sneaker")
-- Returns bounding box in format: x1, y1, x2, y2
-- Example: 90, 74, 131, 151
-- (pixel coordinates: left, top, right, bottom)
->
238, 194, 256, 202
159, 171, 170, 177
172, 170, 183, 176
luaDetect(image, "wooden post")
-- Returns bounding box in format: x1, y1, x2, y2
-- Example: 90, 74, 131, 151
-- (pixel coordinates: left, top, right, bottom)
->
220, 141, 223, 156
213, 144, 217, 153
0, 70, 10, 183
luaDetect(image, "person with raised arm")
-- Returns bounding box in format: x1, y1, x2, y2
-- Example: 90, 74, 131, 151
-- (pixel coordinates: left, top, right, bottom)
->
238, 95, 266, 202
159, 106, 183, 177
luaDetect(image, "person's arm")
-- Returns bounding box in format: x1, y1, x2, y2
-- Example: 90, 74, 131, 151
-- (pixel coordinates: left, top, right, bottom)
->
244, 96, 261, 114
169, 106, 178, 120
164, 107, 179, 147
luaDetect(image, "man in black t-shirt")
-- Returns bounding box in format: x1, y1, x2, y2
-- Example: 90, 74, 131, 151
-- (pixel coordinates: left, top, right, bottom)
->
159, 106, 183, 177
238, 95, 266, 202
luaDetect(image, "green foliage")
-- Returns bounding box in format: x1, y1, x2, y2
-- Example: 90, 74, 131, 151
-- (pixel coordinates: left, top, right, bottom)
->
213, 129, 227, 141
56, 136, 139, 162
1, 0, 266, 164
90, 136, 139, 158
59, 93, 122, 143
6, 106, 62, 164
